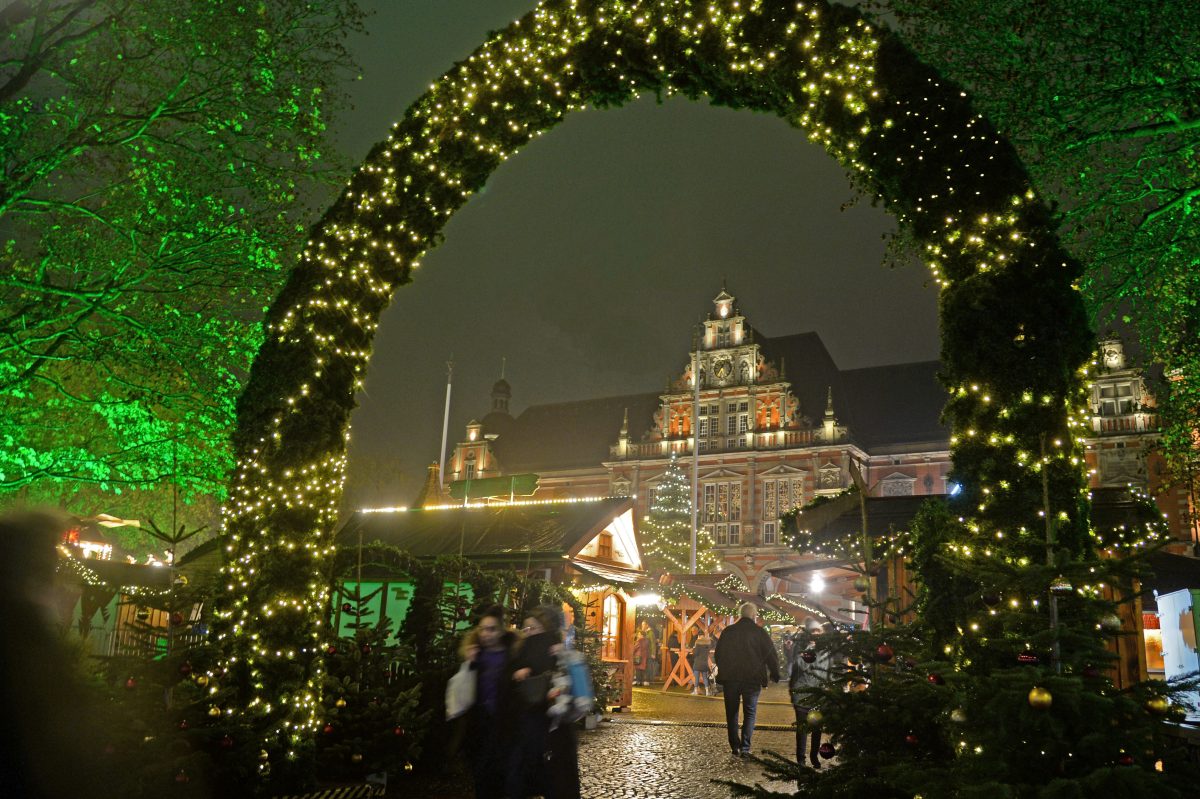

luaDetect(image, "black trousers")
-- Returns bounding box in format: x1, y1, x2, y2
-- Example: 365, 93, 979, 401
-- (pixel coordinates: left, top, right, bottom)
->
793, 705, 821, 766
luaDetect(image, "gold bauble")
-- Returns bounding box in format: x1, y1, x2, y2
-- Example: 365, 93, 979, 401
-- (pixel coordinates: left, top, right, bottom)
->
805, 709, 823, 727
207, 705, 221, 718
1145, 696, 1170, 716
1028, 686, 1053, 710
335, 697, 347, 708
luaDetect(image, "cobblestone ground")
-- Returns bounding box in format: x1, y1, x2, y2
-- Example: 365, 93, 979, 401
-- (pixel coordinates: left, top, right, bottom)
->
579, 722, 796, 799
405, 684, 803, 798
576, 685, 798, 799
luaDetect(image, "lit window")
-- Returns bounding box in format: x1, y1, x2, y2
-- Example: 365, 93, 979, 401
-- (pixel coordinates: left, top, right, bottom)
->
601, 594, 623, 660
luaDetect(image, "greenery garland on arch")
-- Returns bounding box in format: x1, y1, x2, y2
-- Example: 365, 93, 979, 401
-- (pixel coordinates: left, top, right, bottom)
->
214, 0, 1099, 780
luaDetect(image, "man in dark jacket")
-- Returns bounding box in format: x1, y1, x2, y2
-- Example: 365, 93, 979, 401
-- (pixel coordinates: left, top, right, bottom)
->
714, 602, 781, 756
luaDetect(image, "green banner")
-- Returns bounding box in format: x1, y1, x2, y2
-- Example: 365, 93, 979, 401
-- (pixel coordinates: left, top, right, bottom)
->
448, 473, 538, 501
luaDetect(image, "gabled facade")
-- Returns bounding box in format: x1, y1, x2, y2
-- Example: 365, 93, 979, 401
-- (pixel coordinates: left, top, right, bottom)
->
1084, 336, 1197, 552
443, 289, 1197, 591
447, 288, 953, 592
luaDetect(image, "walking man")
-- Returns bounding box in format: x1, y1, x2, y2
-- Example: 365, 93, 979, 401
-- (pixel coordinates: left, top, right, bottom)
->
714, 602, 780, 757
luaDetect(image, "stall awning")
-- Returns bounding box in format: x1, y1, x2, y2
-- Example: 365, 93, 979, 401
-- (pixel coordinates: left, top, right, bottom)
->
569, 558, 645, 585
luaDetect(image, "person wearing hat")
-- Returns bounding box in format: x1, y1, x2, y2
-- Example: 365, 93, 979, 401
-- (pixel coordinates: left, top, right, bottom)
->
789, 617, 832, 768
713, 602, 781, 757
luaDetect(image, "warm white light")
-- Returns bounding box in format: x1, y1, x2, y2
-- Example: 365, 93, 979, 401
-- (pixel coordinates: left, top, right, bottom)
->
810, 573, 825, 593
630, 593, 663, 607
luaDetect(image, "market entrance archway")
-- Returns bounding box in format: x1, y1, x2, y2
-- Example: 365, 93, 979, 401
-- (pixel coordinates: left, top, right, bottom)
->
218, 0, 1093, 741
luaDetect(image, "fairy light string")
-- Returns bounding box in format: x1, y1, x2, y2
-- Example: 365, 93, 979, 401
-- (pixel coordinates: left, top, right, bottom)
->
215, 0, 1095, 761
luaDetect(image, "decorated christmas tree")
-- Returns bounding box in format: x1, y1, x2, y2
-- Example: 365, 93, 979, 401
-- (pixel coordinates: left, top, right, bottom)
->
315, 614, 426, 786
640, 453, 720, 576
738, 464, 1199, 796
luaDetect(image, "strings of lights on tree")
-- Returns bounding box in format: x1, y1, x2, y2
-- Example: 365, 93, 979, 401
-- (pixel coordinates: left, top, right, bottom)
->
213, 0, 1104, 765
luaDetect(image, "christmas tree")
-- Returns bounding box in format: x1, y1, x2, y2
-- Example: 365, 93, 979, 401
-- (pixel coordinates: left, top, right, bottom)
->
315, 616, 426, 786
737, 486, 1199, 797
640, 453, 720, 575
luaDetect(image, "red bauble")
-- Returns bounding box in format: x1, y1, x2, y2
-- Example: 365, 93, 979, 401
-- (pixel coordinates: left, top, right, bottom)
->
326, 645, 338, 655
801, 650, 816, 664
322, 723, 335, 735
876, 644, 894, 663
392, 726, 405, 737
927, 673, 945, 686
341, 602, 353, 612
1082, 664, 1101, 679
124, 677, 137, 689
170, 612, 186, 627
178, 719, 189, 731
1118, 754, 1135, 767
175, 769, 190, 784
818, 742, 836, 760
361, 643, 372, 654
219, 735, 235, 749
905, 733, 919, 746
178, 661, 193, 676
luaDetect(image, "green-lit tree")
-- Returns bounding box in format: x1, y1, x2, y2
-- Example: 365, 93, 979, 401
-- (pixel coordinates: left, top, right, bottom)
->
868, 0, 1200, 493
0, 0, 364, 531
641, 453, 720, 576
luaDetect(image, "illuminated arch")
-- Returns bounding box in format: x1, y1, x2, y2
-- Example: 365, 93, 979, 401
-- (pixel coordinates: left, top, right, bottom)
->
218, 0, 1093, 746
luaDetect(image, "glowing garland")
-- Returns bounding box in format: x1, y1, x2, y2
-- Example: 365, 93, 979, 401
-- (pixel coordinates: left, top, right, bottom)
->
215, 0, 1094, 761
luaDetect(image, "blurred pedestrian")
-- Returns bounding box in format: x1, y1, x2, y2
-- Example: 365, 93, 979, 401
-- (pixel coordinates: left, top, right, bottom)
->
461, 604, 517, 799
506, 604, 580, 796
789, 618, 831, 769
713, 602, 780, 757
632, 630, 650, 686
1, 511, 111, 799
691, 632, 713, 695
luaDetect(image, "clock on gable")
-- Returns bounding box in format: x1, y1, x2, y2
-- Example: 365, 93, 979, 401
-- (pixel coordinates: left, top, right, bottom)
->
713, 357, 733, 383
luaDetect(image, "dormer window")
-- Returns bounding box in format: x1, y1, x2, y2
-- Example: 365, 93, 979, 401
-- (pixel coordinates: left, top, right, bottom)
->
597, 532, 613, 560
1098, 382, 1134, 415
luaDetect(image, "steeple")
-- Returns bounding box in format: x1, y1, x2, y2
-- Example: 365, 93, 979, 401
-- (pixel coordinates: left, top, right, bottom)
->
489, 358, 512, 414
615, 407, 630, 458
819, 386, 848, 443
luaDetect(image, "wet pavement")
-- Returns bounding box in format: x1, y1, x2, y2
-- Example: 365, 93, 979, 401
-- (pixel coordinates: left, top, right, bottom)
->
579, 684, 799, 798
405, 683, 803, 798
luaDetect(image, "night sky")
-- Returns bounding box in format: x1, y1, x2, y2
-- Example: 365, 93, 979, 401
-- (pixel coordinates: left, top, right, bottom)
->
333, 1, 940, 505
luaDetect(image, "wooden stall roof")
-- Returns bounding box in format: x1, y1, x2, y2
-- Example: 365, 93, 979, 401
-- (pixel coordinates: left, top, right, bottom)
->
338, 497, 634, 560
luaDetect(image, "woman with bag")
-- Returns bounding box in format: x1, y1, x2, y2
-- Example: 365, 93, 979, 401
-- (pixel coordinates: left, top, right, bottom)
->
459, 605, 516, 799
507, 605, 582, 799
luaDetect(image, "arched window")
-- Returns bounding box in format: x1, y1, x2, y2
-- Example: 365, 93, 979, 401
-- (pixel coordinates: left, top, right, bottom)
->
601, 593, 624, 660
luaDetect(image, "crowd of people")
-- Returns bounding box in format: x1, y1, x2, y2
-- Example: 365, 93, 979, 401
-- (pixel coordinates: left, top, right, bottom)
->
453, 604, 585, 799
449, 596, 848, 798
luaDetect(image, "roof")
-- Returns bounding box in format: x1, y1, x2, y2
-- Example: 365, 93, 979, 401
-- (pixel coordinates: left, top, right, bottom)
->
839, 361, 948, 449
571, 558, 644, 585
477, 331, 949, 473
1140, 552, 1200, 611
337, 497, 634, 561
57, 555, 175, 589
486, 392, 661, 472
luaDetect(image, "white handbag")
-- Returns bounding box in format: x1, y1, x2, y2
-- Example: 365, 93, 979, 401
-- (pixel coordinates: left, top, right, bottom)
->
445, 659, 475, 720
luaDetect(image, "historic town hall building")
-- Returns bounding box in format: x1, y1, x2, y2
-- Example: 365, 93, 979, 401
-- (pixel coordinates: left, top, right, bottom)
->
441, 288, 1196, 591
